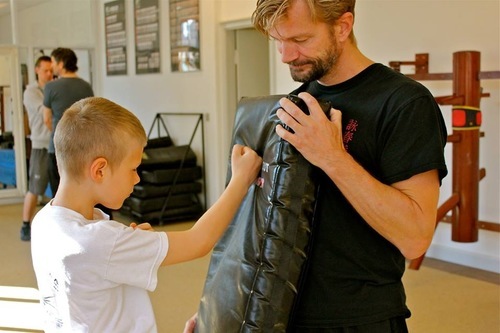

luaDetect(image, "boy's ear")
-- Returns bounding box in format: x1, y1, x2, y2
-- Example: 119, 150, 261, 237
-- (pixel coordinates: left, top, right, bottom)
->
90, 157, 108, 182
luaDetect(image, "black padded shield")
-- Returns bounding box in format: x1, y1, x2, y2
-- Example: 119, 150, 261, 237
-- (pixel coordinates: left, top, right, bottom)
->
195, 95, 320, 332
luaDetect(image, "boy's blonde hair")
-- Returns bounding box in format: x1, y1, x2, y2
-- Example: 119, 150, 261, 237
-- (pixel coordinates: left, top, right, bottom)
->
54, 97, 147, 180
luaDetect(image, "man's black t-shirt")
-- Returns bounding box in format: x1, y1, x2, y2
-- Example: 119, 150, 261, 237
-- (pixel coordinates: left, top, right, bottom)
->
290, 64, 448, 328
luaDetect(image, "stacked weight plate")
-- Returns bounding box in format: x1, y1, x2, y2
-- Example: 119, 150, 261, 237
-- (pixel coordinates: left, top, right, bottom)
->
121, 137, 203, 224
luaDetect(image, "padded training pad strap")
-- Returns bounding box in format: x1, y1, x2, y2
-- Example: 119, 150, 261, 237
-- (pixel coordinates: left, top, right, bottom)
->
195, 95, 319, 332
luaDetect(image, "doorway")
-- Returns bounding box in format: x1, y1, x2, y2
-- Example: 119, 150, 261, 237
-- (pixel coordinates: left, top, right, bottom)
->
234, 28, 270, 102
221, 25, 271, 161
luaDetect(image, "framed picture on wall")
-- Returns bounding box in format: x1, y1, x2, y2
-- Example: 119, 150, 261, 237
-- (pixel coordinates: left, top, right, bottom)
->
134, 0, 161, 74
104, 0, 127, 76
169, 0, 200, 72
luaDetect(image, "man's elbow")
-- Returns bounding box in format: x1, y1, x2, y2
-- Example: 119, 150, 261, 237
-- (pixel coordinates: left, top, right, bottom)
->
401, 210, 437, 259
401, 236, 433, 260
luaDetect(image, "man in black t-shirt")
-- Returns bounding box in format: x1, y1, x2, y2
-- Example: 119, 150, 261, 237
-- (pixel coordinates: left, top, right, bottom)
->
185, 1, 447, 332
250, 0, 448, 332
43, 48, 94, 197
43, 48, 114, 218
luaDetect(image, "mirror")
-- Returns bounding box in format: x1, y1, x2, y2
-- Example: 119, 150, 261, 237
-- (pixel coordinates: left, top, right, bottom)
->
0, 46, 93, 203
0, 46, 27, 201
33, 48, 93, 86
0, 0, 95, 202
169, 0, 201, 72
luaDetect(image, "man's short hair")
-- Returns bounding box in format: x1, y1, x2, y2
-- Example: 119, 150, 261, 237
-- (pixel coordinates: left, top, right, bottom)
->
35, 55, 51, 68
252, 0, 356, 42
51, 48, 79, 72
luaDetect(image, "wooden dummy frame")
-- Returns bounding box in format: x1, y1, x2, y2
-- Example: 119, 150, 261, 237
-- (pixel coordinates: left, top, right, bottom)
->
389, 51, 500, 270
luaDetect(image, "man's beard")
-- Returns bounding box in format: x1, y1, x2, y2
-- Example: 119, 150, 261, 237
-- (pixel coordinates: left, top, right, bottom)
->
288, 42, 339, 83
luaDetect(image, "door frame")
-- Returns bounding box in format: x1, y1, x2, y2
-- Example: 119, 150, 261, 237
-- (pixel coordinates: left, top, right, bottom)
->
0, 46, 27, 203
215, 19, 273, 188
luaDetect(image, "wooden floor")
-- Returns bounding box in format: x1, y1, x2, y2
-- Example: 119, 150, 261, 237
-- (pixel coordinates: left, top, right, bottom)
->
416, 256, 498, 284
0, 203, 498, 332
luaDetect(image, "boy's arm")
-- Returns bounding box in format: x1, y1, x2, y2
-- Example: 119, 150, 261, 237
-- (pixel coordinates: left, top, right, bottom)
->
161, 144, 262, 266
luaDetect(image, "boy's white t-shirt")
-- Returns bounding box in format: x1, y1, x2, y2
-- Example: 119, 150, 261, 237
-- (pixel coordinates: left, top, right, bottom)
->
31, 202, 169, 332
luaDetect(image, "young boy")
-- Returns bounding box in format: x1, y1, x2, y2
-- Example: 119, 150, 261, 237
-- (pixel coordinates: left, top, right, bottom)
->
31, 97, 262, 332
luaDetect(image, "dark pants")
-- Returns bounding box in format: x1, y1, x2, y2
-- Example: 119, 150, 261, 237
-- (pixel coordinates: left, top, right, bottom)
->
290, 316, 409, 333
48, 153, 59, 197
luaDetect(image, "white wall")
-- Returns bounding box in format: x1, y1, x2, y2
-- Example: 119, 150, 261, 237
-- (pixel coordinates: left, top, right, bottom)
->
96, 0, 223, 207
354, 0, 499, 274
0, 13, 12, 44
14, 1, 95, 47
218, 0, 500, 273
0, 0, 225, 207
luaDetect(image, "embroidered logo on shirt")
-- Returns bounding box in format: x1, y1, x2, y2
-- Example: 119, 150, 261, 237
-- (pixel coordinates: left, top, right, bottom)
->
343, 119, 358, 151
